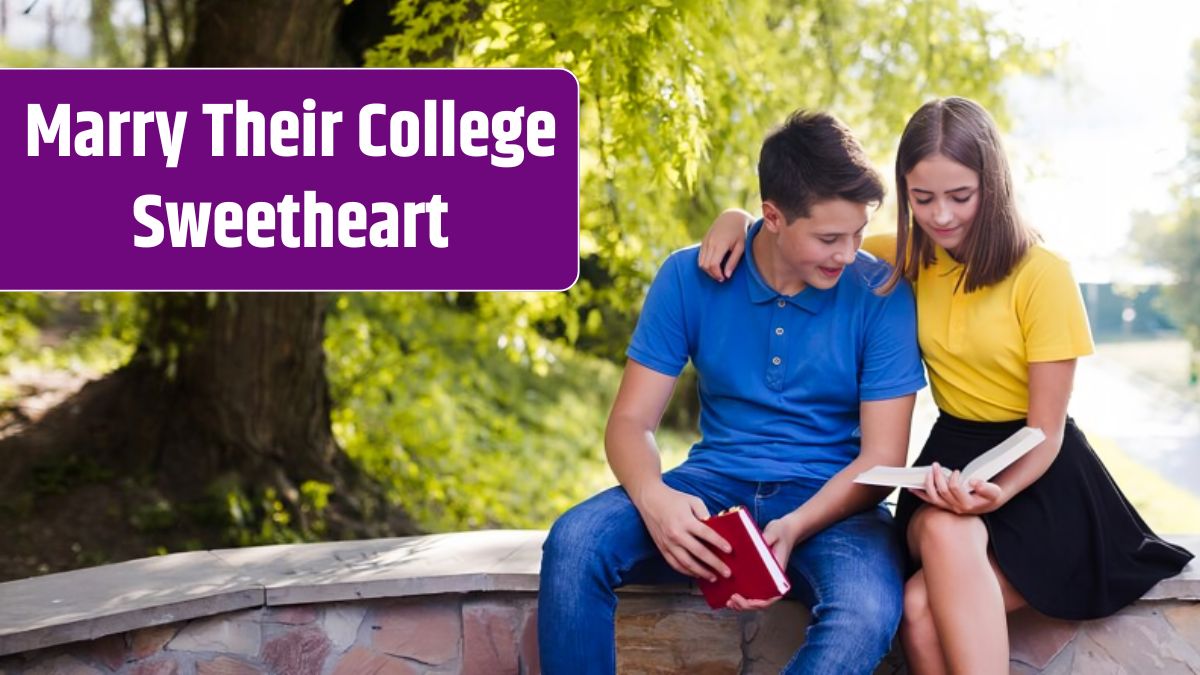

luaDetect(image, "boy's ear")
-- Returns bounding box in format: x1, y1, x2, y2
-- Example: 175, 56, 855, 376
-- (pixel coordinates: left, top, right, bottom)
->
762, 201, 786, 233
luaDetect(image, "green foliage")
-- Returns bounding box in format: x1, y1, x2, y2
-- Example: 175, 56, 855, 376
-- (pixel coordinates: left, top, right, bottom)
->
130, 498, 178, 533
0, 40, 75, 68
368, 0, 1054, 365
347, 0, 1055, 533
31, 454, 115, 496
0, 293, 140, 384
1131, 41, 1200, 351
4, 2, 1056, 540
0, 294, 47, 375
325, 292, 616, 531
197, 476, 335, 546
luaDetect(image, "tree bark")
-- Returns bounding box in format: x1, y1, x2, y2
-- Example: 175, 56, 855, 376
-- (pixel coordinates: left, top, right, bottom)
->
130, 294, 341, 498
188, 0, 343, 67
0, 0, 416, 582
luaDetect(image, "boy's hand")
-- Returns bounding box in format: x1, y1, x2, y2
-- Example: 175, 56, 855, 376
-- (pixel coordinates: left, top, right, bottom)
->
634, 483, 732, 582
761, 516, 800, 570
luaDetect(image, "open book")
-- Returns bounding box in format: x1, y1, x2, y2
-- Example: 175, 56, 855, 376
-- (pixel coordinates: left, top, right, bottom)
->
854, 426, 1046, 491
696, 506, 791, 609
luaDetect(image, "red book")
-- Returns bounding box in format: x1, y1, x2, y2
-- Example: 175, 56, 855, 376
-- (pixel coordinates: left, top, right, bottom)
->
696, 506, 791, 609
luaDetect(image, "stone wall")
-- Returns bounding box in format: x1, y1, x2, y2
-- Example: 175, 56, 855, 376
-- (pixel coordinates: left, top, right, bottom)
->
0, 593, 802, 675
0, 531, 1196, 674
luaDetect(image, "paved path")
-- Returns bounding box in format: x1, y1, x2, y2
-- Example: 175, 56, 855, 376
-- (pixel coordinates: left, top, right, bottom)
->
903, 345, 1200, 499
1072, 350, 1200, 497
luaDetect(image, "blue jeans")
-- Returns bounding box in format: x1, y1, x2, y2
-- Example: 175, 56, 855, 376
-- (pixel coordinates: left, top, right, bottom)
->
538, 464, 903, 675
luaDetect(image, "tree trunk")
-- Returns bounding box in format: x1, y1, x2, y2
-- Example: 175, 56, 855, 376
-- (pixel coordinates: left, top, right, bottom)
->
187, 0, 343, 67
131, 294, 341, 500
0, 0, 416, 582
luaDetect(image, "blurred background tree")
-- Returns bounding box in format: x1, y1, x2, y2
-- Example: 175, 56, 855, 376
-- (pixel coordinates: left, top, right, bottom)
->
0, 0, 1050, 580
1130, 40, 1200, 380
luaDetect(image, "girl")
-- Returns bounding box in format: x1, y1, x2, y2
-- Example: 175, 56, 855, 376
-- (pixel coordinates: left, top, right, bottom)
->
699, 97, 1193, 674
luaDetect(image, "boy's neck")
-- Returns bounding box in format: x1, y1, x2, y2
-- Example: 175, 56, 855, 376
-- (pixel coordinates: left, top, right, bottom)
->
752, 227, 807, 296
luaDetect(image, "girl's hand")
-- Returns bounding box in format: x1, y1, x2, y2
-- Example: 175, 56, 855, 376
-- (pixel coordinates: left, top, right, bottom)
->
908, 462, 1006, 515
699, 209, 754, 281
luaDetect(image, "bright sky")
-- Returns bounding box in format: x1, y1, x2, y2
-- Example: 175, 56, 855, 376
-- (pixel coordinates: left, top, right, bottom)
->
983, 0, 1200, 282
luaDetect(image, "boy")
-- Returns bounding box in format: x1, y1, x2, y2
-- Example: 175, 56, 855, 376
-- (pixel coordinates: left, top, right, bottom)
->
538, 111, 925, 674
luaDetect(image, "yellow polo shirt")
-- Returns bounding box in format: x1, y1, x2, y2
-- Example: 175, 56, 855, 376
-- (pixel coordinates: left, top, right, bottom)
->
863, 234, 1094, 421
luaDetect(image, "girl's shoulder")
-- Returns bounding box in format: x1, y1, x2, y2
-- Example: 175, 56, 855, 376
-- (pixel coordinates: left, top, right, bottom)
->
1014, 242, 1072, 275
861, 232, 898, 265
1010, 242, 1080, 294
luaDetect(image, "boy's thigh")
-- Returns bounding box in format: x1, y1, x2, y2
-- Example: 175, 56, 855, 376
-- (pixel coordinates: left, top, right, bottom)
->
787, 506, 903, 607
545, 465, 743, 587
659, 463, 750, 515
547, 484, 651, 557
544, 483, 689, 587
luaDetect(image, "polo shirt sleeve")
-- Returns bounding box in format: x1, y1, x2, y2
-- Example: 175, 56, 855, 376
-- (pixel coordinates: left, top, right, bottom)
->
626, 253, 691, 377
859, 279, 927, 401
1016, 250, 1095, 362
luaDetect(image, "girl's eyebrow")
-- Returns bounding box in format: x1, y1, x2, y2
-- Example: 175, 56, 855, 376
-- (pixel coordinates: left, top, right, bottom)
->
910, 186, 976, 195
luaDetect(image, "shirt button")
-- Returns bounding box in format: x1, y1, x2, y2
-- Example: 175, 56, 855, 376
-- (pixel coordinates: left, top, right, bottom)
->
775, 327, 784, 336
777, 300, 786, 308
771, 356, 782, 366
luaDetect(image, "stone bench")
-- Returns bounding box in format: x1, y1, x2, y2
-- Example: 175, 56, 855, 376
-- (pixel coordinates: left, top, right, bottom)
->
0, 530, 1196, 674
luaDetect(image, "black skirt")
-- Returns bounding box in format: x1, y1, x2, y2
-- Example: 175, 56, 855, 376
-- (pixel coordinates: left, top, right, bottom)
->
894, 412, 1194, 620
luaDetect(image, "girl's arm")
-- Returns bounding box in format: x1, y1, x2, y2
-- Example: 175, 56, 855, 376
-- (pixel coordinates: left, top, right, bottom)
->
698, 209, 754, 281
989, 359, 1075, 499
916, 359, 1074, 515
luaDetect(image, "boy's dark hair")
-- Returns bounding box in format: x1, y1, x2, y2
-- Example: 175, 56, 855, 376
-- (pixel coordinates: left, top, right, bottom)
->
758, 110, 884, 222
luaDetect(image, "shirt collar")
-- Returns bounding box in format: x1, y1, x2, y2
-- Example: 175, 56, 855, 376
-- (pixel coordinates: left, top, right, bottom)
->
744, 219, 833, 314
932, 244, 966, 278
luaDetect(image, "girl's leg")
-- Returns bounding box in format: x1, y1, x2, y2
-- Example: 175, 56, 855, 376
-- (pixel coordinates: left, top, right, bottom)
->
899, 570, 947, 675
906, 506, 1026, 675
902, 536, 1030, 675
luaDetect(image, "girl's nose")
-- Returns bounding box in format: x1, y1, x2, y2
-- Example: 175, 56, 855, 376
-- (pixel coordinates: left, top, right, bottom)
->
933, 202, 954, 226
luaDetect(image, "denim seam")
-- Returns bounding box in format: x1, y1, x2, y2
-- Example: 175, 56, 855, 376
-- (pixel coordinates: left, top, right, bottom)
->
782, 562, 823, 672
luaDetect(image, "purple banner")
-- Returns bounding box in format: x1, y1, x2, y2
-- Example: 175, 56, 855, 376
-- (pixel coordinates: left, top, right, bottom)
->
1, 69, 579, 291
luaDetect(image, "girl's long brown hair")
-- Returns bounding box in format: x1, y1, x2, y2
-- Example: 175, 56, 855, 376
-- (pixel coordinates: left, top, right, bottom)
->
883, 97, 1039, 294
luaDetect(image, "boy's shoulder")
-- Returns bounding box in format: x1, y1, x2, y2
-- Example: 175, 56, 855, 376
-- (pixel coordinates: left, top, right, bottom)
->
845, 249, 900, 295
658, 244, 723, 291
663, 243, 702, 268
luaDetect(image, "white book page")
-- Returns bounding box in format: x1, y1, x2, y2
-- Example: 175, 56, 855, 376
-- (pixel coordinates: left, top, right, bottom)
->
853, 427, 1045, 491
854, 465, 951, 489
738, 509, 789, 592
961, 427, 1045, 483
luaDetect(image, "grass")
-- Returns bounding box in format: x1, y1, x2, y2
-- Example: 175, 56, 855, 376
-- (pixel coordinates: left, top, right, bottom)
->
590, 424, 1200, 537
1095, 336, 1198, 402
1088, 433, 1200, 535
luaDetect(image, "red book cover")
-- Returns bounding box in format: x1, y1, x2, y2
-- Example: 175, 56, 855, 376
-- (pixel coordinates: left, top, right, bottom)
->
696, 506, 791, 609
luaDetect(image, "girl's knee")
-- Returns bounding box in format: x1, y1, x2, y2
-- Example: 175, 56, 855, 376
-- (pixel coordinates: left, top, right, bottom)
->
911, 508, 986, 556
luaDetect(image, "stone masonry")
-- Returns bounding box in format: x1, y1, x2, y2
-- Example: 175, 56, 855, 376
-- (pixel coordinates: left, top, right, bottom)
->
0, 531, 1196, 674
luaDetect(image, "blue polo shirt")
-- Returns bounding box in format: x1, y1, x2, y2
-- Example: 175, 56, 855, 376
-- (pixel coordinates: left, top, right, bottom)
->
627, 221, 925, 482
